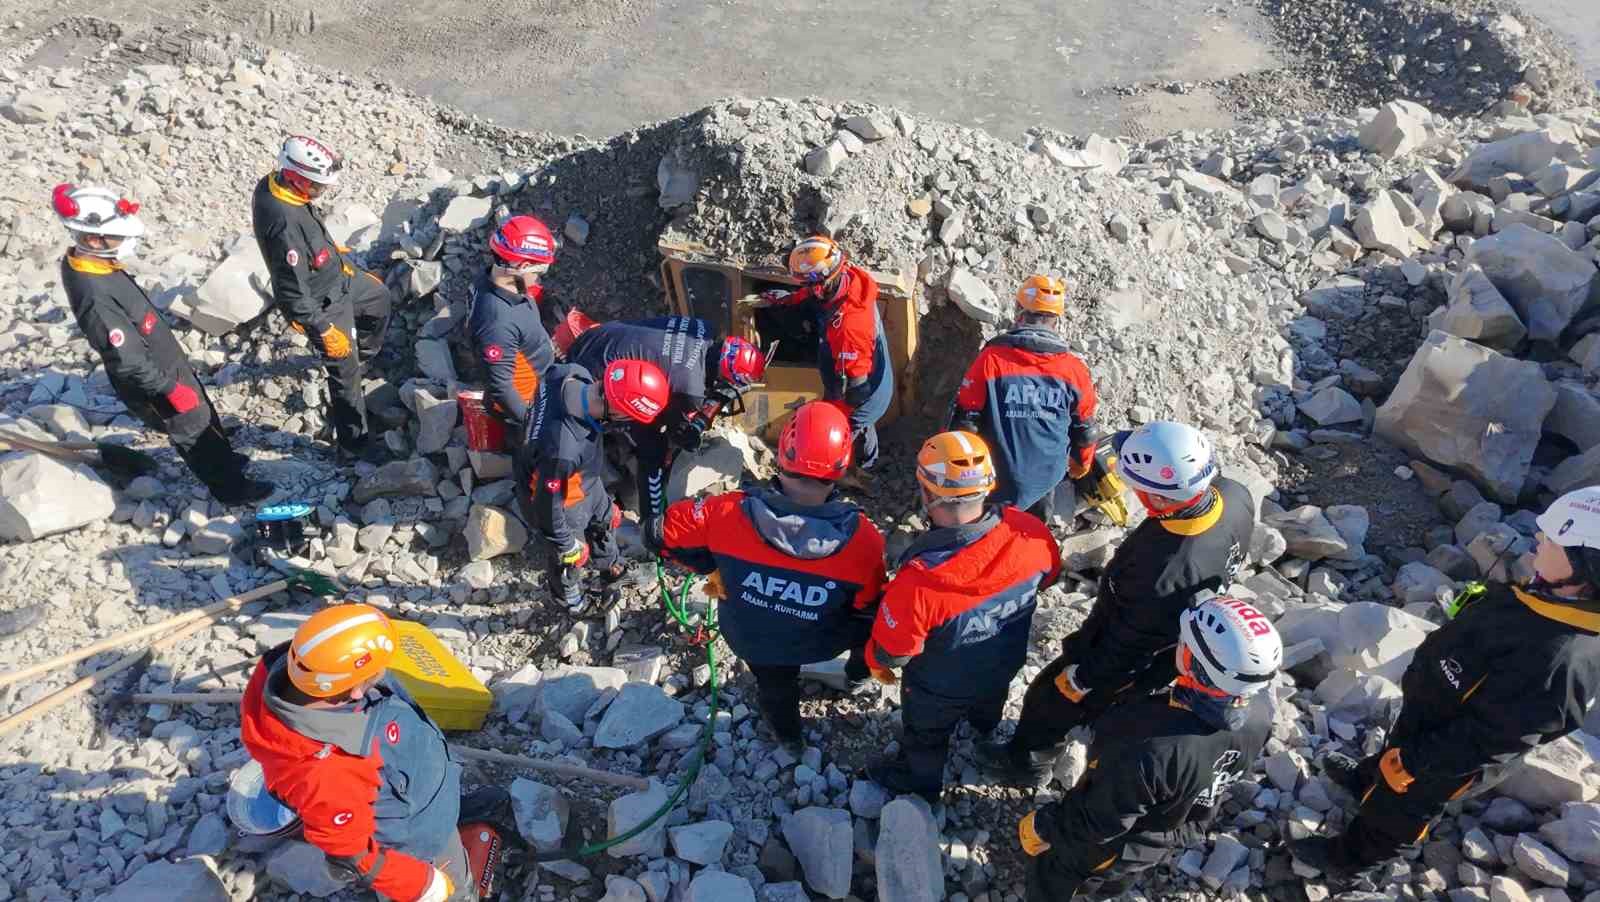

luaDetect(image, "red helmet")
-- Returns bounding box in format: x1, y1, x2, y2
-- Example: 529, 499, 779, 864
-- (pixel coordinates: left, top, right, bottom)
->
602, 359, 670, 424
718, 337, 766, 388
778, 401, 853, 481
489, 216, 556, 266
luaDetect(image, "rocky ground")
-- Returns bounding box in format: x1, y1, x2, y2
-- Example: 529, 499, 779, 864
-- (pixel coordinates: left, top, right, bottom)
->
2, 1, 1600, 901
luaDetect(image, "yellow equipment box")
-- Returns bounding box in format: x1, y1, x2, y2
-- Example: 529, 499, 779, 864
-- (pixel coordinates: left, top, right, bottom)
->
388, 620, 491, 732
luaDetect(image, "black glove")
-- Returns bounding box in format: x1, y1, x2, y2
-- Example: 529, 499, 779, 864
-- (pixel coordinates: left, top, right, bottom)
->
642, 515, 665, 553
842, 378, 873, 409
667, 415, 707, 452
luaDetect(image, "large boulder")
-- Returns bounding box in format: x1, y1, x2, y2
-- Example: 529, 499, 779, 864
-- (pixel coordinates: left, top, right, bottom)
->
1330, 602, 1435, 683
1262, 506, 1349, 561
464, 504, 527, 560
1464, 224, 1597, 343
1545, 382, 1600, 452
0, 453, 116, 541
875, 798, 944, 902
783, 807, 853, 899
537, 665, 628, 723
191, 237, 273, 335
1546, 444, 1600, 495
607, 780, 669, 858
1353, 191, 1420, 258
593, 683, 685, 749
1495, 736, 1600, 808
1375, 331, 1555, 502
1450, 125, 1586, 191
104, 857, 229, 902
510, 778, 570, 853
1435, 265, 1527, 350
352, 459, 439, 503
1539, 803, 1600, 866
1358, 100, 1432, 159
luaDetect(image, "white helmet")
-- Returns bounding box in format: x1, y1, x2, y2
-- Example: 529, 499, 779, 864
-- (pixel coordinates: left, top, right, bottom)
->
225, 759, 301, 837
1177, 595, 1282, 698
53, 184, 146, 260
1117, 421, 1217, 502
1535, 486, 1600, 588
277, 135, 342, 185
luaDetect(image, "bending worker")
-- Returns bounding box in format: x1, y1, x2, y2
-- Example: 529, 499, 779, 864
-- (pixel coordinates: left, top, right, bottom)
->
1290, 486, 1600, 875
55, 183, 272, 506
516, 358, 669, 611
240, 604, 470, 901
253, 135, 394, 460
742, 236, 893, 470
658, 400, 886, 746
1020, 596, 1281, 900
983, 421, 1255, 786
566, 315, 766, 549
468, 215, 558, 439
864, 430, 1060, 800
949, 275, 1098, 523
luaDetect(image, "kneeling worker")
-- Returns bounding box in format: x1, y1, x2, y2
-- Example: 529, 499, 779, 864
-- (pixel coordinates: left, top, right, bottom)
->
1290, 486, 1600, 875
658, 400, 886, 745
516, 358, 670, 610
240, 604, 470, 901
1020, 595, 1281, 901
864, 430, 1060, 799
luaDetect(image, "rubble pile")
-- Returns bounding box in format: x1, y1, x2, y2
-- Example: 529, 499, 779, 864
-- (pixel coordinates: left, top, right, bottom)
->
0, 3, 1599, 902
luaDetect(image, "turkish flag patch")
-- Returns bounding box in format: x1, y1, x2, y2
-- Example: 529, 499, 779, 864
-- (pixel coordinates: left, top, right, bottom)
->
385, 721, 401, 744
484, 345, 504, 363
140, 311, 157, 335
312, 248, 331, 270
285, 248, 299, 267
332, 811, 353, 826
107, 328, 125, 348
545, 479, 561, 493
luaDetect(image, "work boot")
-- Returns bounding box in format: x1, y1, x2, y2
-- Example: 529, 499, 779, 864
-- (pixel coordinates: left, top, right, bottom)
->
977, 740, 1056, 788
1320, 752, 1370, 796
213, 478, 276, 506
866, 758, 941, 805
601, 561, 658, 594
1289, 835, 1361, 877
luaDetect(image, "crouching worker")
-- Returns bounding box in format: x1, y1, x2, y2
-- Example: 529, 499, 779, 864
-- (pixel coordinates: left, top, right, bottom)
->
864, 431, 1060, 800
516, 359, 669, 611
658, 401, 886, 746
240, 605, 475, 901
1290, 486, 1600, 876
1020, 596, 1281, 901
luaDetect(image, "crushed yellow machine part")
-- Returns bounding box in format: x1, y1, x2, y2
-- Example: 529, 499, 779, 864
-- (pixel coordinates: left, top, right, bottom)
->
1076, 440, 1131, 527
388, 620, 492, 731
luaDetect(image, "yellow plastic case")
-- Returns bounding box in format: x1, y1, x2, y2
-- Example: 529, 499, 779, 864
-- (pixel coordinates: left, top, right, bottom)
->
388, 620, 492, 732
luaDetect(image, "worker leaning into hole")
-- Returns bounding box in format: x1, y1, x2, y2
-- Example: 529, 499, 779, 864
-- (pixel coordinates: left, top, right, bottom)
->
1020, 596, 1280, 901
566, 315, 767, 551
740, 236, 893, 471
53, 184, 274, 506
515, 358, 669, 612
657, 400, 887, 747
863, 430, 1061, 800
948, 275, 1098, 524
241, 604, 515, 902
253, 135, 395, 463
982, 421, 1256, 787
467, 216, 559, 441
1290, 486, 1600, 876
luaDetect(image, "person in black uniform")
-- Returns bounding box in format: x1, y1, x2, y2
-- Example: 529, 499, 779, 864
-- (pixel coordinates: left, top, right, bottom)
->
469, 215, 559, 439
983, 420, 1255, 786
53, 183, 272, 506
566, 316, 766, 550
1291, 486, 1600, 875
252, 135, 394, 460
1019, 595, 1282, 901
516, 358, 670, 611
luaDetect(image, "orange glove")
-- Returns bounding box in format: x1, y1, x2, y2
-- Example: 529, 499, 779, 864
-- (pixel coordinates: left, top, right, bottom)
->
1379, 748, 1413, 794
703, 571, 726, 600
1054, 664, 1090, 703
320, 324, 353, 360
1068, 456, 1092, 480
864, 638, 897, 685
1019, 811, 1051, 856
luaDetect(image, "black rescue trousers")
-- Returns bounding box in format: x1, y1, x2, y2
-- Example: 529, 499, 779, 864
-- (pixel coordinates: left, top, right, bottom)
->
890, 682, 1010, 794
1339, 753, 1479, 865
1011, 654, 1128, 757
529, 490, 621, 607
1027, 844, 1156, 901
321, 271, 393, 447
748, 650, 869, 743
123, 379, 251, 503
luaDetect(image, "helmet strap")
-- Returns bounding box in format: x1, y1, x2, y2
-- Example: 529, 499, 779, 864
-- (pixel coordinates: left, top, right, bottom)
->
1138, 489, 1210, 519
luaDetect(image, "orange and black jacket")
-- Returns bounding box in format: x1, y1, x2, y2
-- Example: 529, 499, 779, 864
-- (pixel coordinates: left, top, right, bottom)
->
239, 645, 462, 902
869, 507, 1060, 699
469, 271, 554, 427
1389, 581, 1600, 781
62, 253, 197, 407
774, 265, 893, 419
251, 174, 352, 335
661, 482, 886, 666
517, 364, 607, 551
949, 326, 1098, 510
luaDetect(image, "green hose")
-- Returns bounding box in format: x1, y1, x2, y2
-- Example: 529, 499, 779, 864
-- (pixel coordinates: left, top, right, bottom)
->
532, 562, 720, 860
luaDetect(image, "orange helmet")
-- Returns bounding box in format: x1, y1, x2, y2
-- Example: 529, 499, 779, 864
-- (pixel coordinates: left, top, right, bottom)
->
286, 604, 399, 698
915, 431, 996, 503
1016, 275, 1067, 316
787, 236, 845, 285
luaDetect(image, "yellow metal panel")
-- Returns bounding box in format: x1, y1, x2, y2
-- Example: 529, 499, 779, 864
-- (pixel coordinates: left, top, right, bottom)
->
388, 621, 492, 732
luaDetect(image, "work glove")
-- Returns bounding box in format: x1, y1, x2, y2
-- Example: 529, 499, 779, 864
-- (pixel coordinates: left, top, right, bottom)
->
559, 540, 590, 569
642, 515, 665, 553
1018, 811, 1052, 856
703, 570, 726, 600
863, 638, 897, 686
737, 290, 790, 309
1068, 455, 1092, 481
320, 324, 353, 360
842, 377, 873, 410
1379, 748, 1414, 794
164, 382, 200, 415
668, 414, 708, 452
415, 868, 454, 902
1054, 664, 1091, 703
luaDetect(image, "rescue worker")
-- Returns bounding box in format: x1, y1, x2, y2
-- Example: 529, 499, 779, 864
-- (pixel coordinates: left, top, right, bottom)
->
948, 275, 1097, 522
741, 236, 893, 470
982, 421, 1255, 786
567, 315, 766, 549
863, 430, 1060, 799
1019, 596, 1281, 901
468, 215, 558, 439
1290, 486, 1600, 876
239, 604, 471, 902
253, 135, 394, 460
516, 357, 670, 611
54, 184, 273, 505
658, 400, 887, 746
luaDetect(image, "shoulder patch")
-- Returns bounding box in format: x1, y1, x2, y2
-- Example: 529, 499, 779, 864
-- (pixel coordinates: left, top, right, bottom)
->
484, 344, 504, 363
332, 811, 354, 826
139, 311, 157, 335
286, 248, 300, 267
385, 721, 401, 744
107, 328, 125, 348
